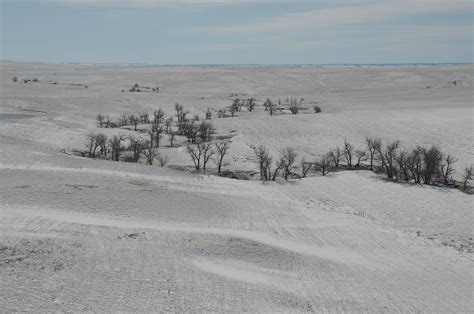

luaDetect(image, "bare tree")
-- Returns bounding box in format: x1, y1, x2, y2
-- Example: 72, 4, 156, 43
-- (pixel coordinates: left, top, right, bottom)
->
96, 113, 106, 128
109, 134, 126, 161
205, 108, 212, 120
343, 139, 355, 168
175, 103, 188, 123
201, 143, 215, 170
230, 99, 240, 117
128, 114, 139, 131
139, 111, 149, 124
271, 160, 284, 181
395, 149, 411, 182
164, 117, 173, 134
187, 144, 203, 170
93, 134, 107, 158
153, 123, 163, 147
376, 140, 400, 179
104, 115, 112, 128
263, 98, 271, 111
142, 141, 156, 165
280, 147, 298, 180
329, 147, 342, 169
288, 98, 303, 114
462, 166, 472, 191
153, 108, 165, 124
355, 150, 366, 167
86, 132, 96, 157
214, 139, 231, 174
405, 146, 424, 183
422, 145, 443, 185
441, 154, 457, 185
255, 145, 271, 181
315, 153, 332, 176
198, 121, 214, 142
120, 113, 128, 126
301, 158, 313, 178
128, 136, 144, 163
366, 137, 381, 170
247, 97, 256, 112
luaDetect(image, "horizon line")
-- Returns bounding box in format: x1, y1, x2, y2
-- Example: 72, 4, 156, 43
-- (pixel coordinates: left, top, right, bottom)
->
1, 59, 472, 67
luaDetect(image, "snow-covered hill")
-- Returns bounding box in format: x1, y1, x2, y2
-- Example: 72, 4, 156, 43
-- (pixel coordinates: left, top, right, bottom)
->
0, 61, 472, 312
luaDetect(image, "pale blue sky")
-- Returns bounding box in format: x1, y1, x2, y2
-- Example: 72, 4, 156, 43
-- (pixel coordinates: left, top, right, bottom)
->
1, 0, 472, 64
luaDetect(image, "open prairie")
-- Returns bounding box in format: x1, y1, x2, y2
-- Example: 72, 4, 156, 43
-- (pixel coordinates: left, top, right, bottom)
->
0, 61, 473, 312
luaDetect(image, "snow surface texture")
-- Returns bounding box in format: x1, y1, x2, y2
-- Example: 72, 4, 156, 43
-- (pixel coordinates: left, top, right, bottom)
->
0, 61, 473, 312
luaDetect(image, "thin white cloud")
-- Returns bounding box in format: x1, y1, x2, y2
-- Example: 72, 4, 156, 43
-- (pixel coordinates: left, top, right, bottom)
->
194, 0, 473, 33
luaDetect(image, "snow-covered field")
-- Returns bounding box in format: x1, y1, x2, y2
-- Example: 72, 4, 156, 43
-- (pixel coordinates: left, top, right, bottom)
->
0, 61, 473, 312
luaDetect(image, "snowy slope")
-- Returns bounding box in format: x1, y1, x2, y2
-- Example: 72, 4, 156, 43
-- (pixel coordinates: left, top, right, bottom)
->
0, 61, 472, 312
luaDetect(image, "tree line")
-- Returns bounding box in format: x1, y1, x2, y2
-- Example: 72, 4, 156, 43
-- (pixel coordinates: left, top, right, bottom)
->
254, 138, 472, 193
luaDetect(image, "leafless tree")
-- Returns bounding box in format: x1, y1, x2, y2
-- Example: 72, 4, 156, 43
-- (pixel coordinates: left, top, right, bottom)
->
128, 135, 144, 163
139, 111, 149, 124
183, 120, 199, 143
355, 150, 366, 167
198, 121, 214, 142
187, 144, 203, 170
247, 97, 256, 112
376, 140, 400, 179
96, 113, 106, 128
109, 134, 126, 161
230, 99, 240, 117
366, 137, 381, 171
315, 153, 332, 176
128, 114, 139, 131
255, 145, 271, 181
263, 98, 271, 111
280, 147, 298, 180
422, 145, 443, 185
164, 117, 173, 133
271, 160, 284, 181
175, 103, 188, 123
288, 98, 303, 114
462, 166, 472, 191
214, 139, 231, 174
152, 123, 163, 147
86, 133, 107, 158
440, 154, 457, 185
343, 139, 355, 168
405, 146, 424, 183
142, 141, 156, 165
104, 115, 112, 128
395, 149, 411, 182
86, 132, 96, 157
301, 158, 313, 178
153, 108, 165, 124
120, 113, 128, 126
201, 143, 215, 170
329, 147, 342, 169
